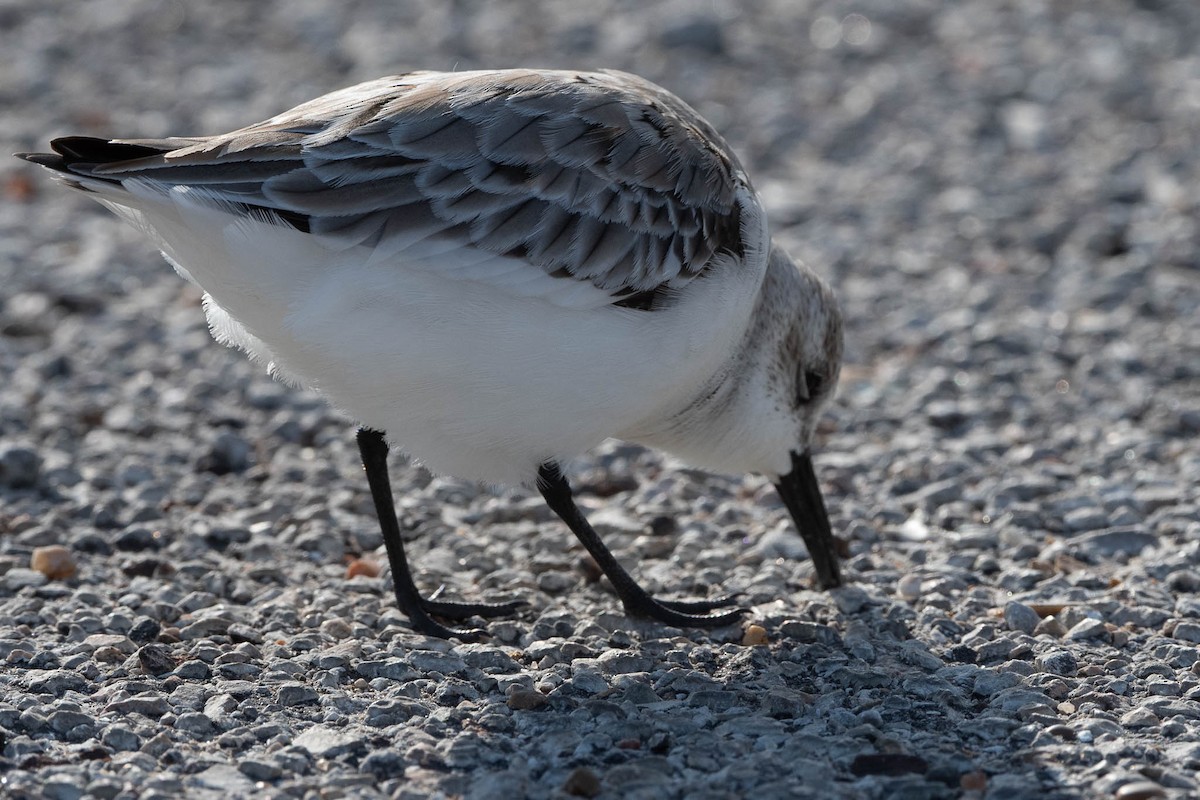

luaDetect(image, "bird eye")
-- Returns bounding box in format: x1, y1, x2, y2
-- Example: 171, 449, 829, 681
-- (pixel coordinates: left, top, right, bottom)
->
797, 368, 824, 405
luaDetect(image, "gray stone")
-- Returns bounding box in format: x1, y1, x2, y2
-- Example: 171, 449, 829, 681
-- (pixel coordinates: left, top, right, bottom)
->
277, 683, 319, 706
188, 763, 254, 793
106, 694, 170, 717
174, 711, 217, 736
596, 649, 655, 675
408, 650, 467, 675
238, 758, 283, 781
459, 644, 520, 673
1003, 601, 1040, 634
101, 725, 142, 751
49, 710, 94, 735
1035, 650, 1079, 676
355, 658, 418, 681
293, 725, 366, 758
365, 698, 427, 726
0, 445, 42, 488
1172, 622, 1200, 644
1065, 618, 1109, 641
1073, 527, 1158, 556
973, 669, 1022, 697
4, 567, 47, 590
1064, 506, 1109, 532
26, 670, 90, 695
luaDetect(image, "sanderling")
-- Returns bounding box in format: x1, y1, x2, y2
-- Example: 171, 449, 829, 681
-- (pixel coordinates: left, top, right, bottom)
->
18, 69, 844, 640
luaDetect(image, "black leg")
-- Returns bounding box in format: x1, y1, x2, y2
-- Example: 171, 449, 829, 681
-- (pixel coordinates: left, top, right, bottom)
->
537, 462, 746, 628
356, 428, 524, 641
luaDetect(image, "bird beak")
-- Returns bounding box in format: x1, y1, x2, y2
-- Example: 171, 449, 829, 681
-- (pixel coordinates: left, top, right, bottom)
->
774, 450, 842, 589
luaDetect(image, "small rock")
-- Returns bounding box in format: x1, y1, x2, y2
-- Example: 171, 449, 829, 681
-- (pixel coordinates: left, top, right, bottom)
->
973, 670, 1021, 697
1036, 650, 1079, 676
277, 683, 318, 706
1066, 618, 1109, 641
106, 693, 170, 717
128, 618, 162, 644
30, 545, 76, 580
197, 431, 252, 475
238, 758, 282, 781
48, 709, 94, 735
1172, 622, 1200, 644
960, 771, 988, 792
113, 528, 160, 552
1003, 601, 1040, 634
189, 764, 254, 793
345, 558, 380, 579
563, 766, 602, 798
175, 711, 217, 736
459, 644, 520, 673
596, 649, 654, 675
4, 567, 47, 590
1114, 780, 1168, 799
506, 686, 548, 710
293, 725, 364, 758
1073, 527, 1158, 556
897, 574, 923, 600
179, 617, 232, 639
138, 644, 176, 675
83, 634, 135, 654
912, 478, 963, 507
849, 753, 929, 777
408, 650, 466, 674
100, 725, 141, 751
1063, 507, 1109, 532
1120, 707, 1159, 729
1034, 616, 1068, 637
227, 623, 263, 644
0, 444, 41, 488
537, 571, 576, 594
741, 624, 769, 646
779, 620, 841, 645
364, 698, 425, 727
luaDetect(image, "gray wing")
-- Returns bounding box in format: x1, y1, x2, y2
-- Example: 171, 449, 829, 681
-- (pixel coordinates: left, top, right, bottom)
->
54, 69, 750, 307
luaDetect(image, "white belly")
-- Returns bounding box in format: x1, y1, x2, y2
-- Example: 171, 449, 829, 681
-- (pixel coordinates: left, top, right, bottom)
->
128, 196, 765, 486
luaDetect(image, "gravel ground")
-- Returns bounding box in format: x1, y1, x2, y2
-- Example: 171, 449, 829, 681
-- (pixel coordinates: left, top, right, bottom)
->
2, 1, 1199, 798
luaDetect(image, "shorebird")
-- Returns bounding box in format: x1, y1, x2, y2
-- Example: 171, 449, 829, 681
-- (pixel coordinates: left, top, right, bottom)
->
18, 69, 844, 640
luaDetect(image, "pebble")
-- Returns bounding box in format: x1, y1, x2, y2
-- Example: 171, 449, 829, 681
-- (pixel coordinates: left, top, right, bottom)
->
1035, 616, 1069, 637
1036, 651, 1079, 677
1171, 622, 1200, 644
0, 444, 42, 488
292, 726, 364, 758
1114, 781, 1168, 799
4, 567, 48, 590
741, 624, 769, 646
897, 574, 923, 600
562, 766, 603, 798
29, 545, 77, 580
277, 683, 319, 706
1003, 601, 1040, 634
1065, 618, 1109, 641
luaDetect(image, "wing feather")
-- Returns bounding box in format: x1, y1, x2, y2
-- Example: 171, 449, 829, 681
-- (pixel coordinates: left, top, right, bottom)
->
43, 69, 751, 307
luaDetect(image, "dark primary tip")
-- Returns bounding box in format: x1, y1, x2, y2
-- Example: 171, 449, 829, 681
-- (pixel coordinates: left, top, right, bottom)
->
14, 152, 64, 168
774, 450, 842, 589
49, 136, 168, 166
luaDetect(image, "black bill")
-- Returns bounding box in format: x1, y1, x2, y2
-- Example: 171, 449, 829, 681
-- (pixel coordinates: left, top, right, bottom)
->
774, 450, 842, 589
